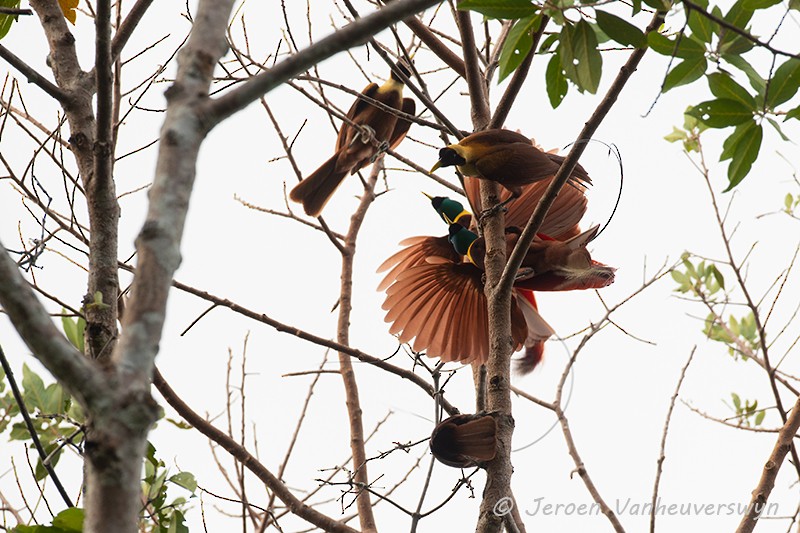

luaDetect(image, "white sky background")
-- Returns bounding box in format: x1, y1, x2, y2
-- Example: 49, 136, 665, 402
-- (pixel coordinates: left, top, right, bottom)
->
1, 0, 800, 531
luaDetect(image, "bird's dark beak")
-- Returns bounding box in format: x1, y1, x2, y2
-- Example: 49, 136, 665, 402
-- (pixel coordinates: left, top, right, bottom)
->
430, 160, 442, 173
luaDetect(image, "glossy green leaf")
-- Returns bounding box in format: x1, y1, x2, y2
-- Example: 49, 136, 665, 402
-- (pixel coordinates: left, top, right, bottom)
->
498, 15, 540, 82
719, 0, 754, 49
725, 122, 762, 190
766, 117, 790, 141
546, 52, 568, 108
560, 19, 602, 94
742, 0, 781, 8
663, 56, 707, 92
722, 54, 766, 94
537, 33, 559, 53
169, 472, 198, 493
52, 508, 84, 532
686, 2, 714, 42
595, 10, 646, 48
642, 0, 671, 10
688, 98, 753, 127
458, 0, 537, 19
647, 32, 706, 58
720, 35, 755, 56
707, 72, 756, 108
22, 364, 47, 412
767, 58, 800, 108
720, 119, 756, 161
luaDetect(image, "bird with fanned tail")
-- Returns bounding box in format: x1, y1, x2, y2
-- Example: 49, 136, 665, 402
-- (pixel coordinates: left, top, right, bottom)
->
378, 149, 614, 373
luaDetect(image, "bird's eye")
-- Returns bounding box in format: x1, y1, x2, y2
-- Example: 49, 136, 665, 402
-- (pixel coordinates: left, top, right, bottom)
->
439, 148, 465, 167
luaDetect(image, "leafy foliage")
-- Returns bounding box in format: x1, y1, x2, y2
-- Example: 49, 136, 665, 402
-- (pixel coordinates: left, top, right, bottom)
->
0, 0, 20, 40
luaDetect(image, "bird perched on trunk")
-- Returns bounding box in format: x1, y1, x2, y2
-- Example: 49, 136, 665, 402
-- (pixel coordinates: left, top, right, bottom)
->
378, 175, 614, 373
290, 62, 416, 217
431, 129, 591, 199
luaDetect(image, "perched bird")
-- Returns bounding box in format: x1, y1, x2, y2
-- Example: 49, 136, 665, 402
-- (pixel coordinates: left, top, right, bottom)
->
430, 414, 497, 468
447, 223, 610, 289
378, 175, 614, 373
431, 129, 591, 199
290, 62, 416, 217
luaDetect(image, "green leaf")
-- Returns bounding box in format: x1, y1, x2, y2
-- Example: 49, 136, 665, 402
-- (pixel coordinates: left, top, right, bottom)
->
754, 410, 765, 425
498, 15, 540, 82
719, 0, 754, 50
61, 312, 85, 353
642, 0, 670, 10
560, 19, 602, 94
725, 122, 762, 190
722, 54, 766, 94
791, 0, 800, 10
35, 443, 61, 481
663, 56, 707, 92
742, 0, 781, 8
545, 52, 568, 108
707, 72, 756, 109
167, 510, 189, 533
0, 1, 21, 40
595, 11, 646, 48
9, 421, 32, 440
732, 392, 741, 411
786, 193, 795, 211
664, 126, 687, 143
52, 508, 84, 532
686, 2, 714, 43
647, 32, 706, 58
708, 264, 725, 290
688, 98, 753, 128
767, 58, 800, 108
22, 364, 47, 412
169, 472, 197, 494
537, 33, 559, 53
720, 119, 756, 161
42, 382, 66, 415
766, 117, 790, 141
785, 104, 800, 121
457, 0, 537, 19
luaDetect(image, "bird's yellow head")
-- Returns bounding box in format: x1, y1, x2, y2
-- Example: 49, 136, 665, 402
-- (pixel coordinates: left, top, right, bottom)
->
430, 146, 467, 172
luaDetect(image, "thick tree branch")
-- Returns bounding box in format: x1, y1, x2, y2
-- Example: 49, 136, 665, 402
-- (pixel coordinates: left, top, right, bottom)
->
110, 0, 156, 61
152, 369, 360, 533
0, 44, 70, 104
205, 0, 444, 126
337, 163, 381, 532
456, 9, 489, 130
498, 12, 664, 294
0, 241, 105, 410
736, 395, 800, 533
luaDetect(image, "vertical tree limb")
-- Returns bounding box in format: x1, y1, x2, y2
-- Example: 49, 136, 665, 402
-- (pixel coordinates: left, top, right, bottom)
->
337, 162, 383, 533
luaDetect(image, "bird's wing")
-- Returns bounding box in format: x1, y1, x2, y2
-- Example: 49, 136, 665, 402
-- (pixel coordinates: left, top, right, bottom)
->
472, 142, 558, 184
546, 152, 592, 186
513, 289, 554, 374
382, 260, 526, 366
464, 175, 587, 238
376, 235, 456, 292
461, 129, 532, 146
334, 82, 379, 152
387, 98, 416, 151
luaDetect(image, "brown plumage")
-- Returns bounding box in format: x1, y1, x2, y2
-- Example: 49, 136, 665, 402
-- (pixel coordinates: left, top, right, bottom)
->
290, 64, 415, 216
378, 175, 615, 371
430, 414, 497, 468
431, 129, 591, 197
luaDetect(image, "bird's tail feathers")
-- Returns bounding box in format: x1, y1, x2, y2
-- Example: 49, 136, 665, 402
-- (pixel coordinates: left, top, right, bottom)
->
289, 153, 348, 217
